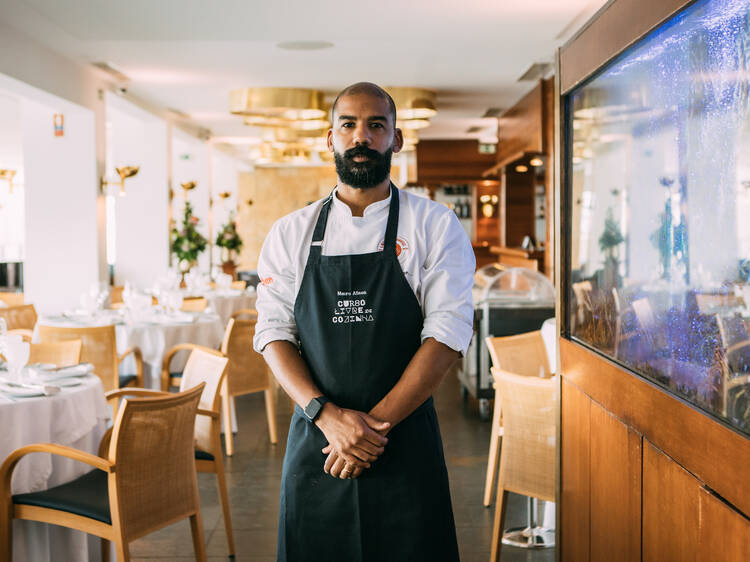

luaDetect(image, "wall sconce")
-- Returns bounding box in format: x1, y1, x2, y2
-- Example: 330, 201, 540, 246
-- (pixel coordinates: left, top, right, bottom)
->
218, 191, 231, 200
0, 169, 17, 193
181, 181, 197, 199
101, 166, 139, 196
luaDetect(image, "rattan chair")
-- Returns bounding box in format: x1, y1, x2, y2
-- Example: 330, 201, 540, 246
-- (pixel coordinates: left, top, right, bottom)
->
37, 325, 142, 393
7, 329, 32, 343
0, 384, 208, 562
181, 297, 208, 312
111, 346, 235, 557
109, 286, 124, 307
490, 371, 557, 561
220, 312, 278, 454
483, 331, 551, 507
0, 305, 37, 331
28, 340, 82, 367
230, 280, 246, 290
0, 292, 24, 307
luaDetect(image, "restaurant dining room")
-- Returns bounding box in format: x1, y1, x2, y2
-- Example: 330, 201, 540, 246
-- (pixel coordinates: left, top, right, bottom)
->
2, 0, 750, 561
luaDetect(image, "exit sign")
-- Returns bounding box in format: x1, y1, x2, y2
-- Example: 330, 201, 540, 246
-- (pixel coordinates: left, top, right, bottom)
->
478, 143, 496, 154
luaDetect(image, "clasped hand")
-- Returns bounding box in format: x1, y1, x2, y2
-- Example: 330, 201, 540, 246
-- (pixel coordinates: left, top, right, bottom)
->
316, 405, 389, 480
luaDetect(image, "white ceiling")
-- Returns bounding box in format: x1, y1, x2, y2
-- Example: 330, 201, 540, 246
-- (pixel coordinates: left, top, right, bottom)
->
1, 0, 607, 142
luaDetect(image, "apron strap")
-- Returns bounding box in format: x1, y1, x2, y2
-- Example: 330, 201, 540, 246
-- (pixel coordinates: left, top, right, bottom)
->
306, 184, 400, 261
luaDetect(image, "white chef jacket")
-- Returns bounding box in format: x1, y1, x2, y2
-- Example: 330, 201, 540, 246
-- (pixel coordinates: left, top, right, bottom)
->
253, 186, 476, 355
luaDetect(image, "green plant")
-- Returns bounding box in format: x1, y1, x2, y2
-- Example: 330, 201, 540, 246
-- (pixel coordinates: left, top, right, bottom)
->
599, 207, 624, 260
171, 201, 207, 268
215, 212, 243, 262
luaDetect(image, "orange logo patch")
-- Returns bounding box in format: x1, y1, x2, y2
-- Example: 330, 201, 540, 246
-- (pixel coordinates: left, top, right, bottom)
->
261, 277, 273, 286
377, 237, 410, 258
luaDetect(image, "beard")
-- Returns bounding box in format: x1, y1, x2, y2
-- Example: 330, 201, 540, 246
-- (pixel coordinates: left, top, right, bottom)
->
334, 144, 393, 189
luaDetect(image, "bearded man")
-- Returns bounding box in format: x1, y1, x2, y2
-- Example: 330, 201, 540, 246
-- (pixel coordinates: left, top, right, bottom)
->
254, 82, 474, 562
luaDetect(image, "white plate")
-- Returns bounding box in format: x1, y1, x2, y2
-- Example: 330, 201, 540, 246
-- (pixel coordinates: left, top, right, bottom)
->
49, 377, 83, 387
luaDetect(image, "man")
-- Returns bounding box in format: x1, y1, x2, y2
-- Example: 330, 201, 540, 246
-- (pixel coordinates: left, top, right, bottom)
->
254, 82, 474, 562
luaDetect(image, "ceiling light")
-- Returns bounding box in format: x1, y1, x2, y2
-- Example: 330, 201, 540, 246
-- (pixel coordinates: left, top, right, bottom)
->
230, 88, 326, 120
387, 87, 437, 120
515, 165, 529, 173
397, 118, 431, 130
529, 157, 544, 167
276, 41, 334, 51
0, 169, 17, 194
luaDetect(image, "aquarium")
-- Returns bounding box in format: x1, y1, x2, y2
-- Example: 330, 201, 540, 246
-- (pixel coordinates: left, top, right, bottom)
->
566, 0, 750, 435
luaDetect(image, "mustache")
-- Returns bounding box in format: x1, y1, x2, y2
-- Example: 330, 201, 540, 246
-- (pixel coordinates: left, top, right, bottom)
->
342, 145, 383, 160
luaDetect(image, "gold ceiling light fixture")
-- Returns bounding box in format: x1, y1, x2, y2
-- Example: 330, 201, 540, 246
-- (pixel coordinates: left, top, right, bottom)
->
529, 157, 544, 167
0, 169, 17, 193
181, 181, 197, 193
396, 118, 431, 130
230, 87, 326, 120
100, 166, 139, 196
243, 115, 330, 131
386, 87, 437, 120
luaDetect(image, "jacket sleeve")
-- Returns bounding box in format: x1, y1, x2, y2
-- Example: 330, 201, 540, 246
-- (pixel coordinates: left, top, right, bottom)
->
253, 219, 300, 353
419, 210, 476, 355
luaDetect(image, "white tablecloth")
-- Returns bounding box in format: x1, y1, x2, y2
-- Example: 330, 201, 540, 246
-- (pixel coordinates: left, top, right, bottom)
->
204, 290, 256, 326
0, 376, 111, 562
37, 312, 226, 389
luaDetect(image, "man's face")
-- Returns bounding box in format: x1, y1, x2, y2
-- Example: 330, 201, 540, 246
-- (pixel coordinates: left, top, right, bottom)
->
328, 93, 403, 189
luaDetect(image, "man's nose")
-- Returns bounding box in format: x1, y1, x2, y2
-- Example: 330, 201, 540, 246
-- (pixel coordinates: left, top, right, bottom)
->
352, 122, 371, 145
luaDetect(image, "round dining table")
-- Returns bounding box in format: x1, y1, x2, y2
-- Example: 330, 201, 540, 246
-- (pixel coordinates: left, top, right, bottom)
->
36, 310, 226, 389
202, 289, 256, 326
0, 375, 110, 562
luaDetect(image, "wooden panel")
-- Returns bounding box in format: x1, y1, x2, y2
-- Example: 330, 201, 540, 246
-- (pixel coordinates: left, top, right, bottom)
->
560, 338, 750, 518
698, 487, 750, 561
642, 440, 700, 561
496, 82, 543, 166
504, 166, 535, 247
589, 402, 641, 562
560, 0, 693, 93
561, 379, 590, 562
416, 140, 496, 183
542, 77, 554, 279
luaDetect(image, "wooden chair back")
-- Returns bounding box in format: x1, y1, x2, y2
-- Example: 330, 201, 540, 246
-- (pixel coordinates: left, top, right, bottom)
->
0, 305, 37, 331
485, 330, 551, 379
110, 286, 124, 306
498, 255, 538, 271
7, 329, 32, 342
495, 370, 556, 501
38, 325, 119, 392
107, 383, 205, 542
695, 293, 744, 315
0, 292, 24, 306
230, 280, 246, 290
29, 340, 82, 367
220, 315, 270, 397
181, 297, 208, 312
178, 347, 229, 454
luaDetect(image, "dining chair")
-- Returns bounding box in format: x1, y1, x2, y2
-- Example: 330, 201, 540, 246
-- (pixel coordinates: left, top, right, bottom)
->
110, 346, 235, 557
0, 384, 208, 562
37, 325, 143, 393
220, 311, 278, 454
6, 329, 32, 343
0, 305, 37, 331
0, 292, 24, 307
490, 371, 556, 561
28, 340, 82, 367
483, 331, 551, 507
695, 292, 744, 315
109, 286, 124, 307
230, 280, 246, 290
716, 315, 750, 418
181, 297, 208, 312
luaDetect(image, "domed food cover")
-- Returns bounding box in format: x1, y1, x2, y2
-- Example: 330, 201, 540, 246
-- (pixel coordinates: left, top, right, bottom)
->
475, 266, 554, 305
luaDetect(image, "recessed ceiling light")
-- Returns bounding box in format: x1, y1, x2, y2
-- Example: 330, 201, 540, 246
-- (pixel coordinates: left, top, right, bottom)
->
276, 41, 334, 51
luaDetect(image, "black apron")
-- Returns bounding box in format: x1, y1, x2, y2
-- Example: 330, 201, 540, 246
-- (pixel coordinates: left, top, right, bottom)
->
278, 185, 460, 562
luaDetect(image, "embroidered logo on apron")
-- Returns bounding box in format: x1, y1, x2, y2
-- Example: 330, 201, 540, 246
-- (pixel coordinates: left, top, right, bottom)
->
332, 290, 375, 324
377, 236, 409, 259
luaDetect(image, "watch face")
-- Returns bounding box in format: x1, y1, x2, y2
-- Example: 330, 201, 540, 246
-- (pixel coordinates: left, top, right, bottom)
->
305, 398, 322, 420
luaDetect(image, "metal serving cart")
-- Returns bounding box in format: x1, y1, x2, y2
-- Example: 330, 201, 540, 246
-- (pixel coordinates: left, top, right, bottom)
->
459, 265, 555, 420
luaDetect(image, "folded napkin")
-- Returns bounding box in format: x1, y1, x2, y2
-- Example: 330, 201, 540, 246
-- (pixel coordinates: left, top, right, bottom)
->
50, 363, 95, 377
0, 379, 61, 396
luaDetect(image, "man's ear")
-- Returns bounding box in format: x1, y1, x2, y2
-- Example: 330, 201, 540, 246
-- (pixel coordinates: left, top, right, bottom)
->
393, 127, 404, 154
327, 129, 334, 152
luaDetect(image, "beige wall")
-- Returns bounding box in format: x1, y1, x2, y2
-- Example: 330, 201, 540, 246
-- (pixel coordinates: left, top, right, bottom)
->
237, 166, 337, 269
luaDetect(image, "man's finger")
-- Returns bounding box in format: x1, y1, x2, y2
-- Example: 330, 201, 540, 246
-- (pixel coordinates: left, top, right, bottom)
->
322, 444, 332, 454
350, 465, 364, 479
351, 446, 378, 463
330, 456, 347, 478
324, 452, 337, 474
359, 412, 391, 432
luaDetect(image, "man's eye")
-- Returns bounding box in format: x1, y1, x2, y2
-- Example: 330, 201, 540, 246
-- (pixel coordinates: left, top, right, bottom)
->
369, 122, 383, 128
342, 122, 354, 128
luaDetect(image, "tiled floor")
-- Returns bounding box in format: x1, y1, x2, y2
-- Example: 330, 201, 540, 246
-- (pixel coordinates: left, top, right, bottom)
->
131, 371, 555, 562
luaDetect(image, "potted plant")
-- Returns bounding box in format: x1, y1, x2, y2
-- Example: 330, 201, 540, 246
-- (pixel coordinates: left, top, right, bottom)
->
171, 201, 208, 286
215, 211, 243, 279
598, 207, 624, 289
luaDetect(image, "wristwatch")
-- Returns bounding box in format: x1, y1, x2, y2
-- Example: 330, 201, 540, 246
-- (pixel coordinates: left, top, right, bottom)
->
303, 396, 330, 422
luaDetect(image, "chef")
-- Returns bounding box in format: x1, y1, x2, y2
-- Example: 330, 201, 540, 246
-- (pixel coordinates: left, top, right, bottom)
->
254, 82, 474, 561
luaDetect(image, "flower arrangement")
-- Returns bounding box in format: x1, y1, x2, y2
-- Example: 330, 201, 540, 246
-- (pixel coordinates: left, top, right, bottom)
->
215, 212, 243, 264
171, 201, 207, 272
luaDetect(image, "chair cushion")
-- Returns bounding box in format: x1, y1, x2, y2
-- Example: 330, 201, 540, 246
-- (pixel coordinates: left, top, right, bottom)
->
119, 374, 137, 387
195, 449, 214, 461
13, 469, 111, 524
170, 371, 183, 380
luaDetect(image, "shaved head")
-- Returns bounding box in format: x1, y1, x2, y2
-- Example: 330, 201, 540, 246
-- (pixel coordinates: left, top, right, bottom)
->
331, 82, 397, 125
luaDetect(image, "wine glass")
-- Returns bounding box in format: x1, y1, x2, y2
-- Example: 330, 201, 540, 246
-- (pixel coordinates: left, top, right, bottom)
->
5, 335, 30, 384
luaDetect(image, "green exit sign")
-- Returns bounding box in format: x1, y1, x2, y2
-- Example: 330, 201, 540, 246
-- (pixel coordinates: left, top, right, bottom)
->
478, 143, 496, 154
